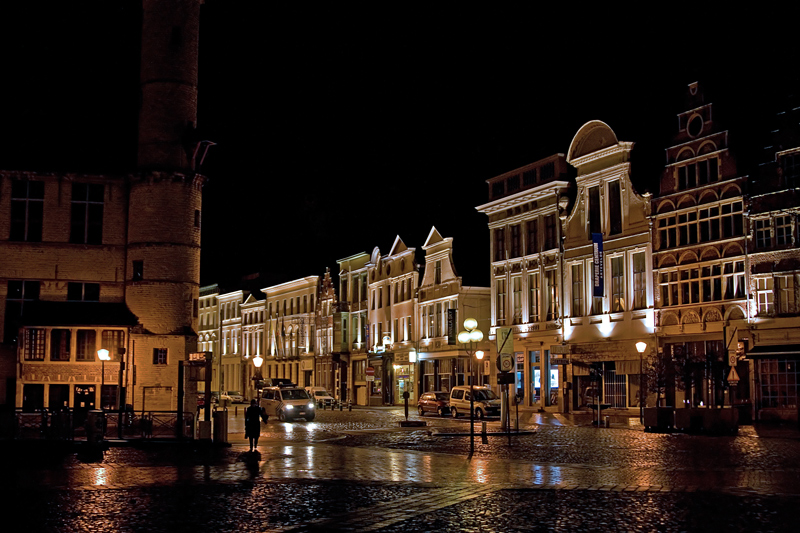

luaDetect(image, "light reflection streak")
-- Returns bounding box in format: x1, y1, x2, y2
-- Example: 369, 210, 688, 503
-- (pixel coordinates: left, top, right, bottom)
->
92, 467, 109, 486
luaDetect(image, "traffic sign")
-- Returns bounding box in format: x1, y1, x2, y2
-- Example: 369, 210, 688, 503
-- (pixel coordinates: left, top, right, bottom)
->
727, 366, 740, 383
497, 353, 514, 373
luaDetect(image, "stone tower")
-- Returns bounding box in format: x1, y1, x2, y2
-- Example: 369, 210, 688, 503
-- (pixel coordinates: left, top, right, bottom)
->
126, 0, 205, 409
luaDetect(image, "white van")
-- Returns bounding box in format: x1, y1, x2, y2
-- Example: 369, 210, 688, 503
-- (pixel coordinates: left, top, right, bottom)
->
449, 385, 500, 419
305, 387, 335, 407
259, 385, 316, 422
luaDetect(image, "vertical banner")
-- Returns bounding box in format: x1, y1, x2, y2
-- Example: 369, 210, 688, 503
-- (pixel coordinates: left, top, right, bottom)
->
447, 308, 457, 345
592, 232, 604, 297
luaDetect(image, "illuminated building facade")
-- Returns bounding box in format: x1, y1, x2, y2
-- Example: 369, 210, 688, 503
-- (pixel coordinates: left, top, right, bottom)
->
336, 253, 370, 405
262, 277, 318, 387
652, 82, 749, 410
746, 93, 800, 421
479, 130, 655, 413
416, 227, 491, 395
1, 0, 205, 413
365, 238, 419, 405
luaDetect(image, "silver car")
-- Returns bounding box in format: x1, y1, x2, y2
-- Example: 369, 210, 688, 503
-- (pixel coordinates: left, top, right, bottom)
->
260, 386, 316, 422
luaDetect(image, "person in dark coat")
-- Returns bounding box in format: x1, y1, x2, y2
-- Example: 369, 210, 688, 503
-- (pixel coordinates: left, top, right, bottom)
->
245, 399, 264, 451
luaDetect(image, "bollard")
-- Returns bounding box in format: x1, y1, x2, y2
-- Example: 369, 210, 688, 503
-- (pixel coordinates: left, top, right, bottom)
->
604, 416, 610, 428
348, 399, 352, 412
481, 421, 488, 444
339, 401, 343, 411
235, 406, 238, 416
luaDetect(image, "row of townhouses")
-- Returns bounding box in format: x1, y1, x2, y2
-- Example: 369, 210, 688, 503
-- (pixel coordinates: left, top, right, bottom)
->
1, 23, 798, 425
196, 82, 800, 422
197, 229, 491, 408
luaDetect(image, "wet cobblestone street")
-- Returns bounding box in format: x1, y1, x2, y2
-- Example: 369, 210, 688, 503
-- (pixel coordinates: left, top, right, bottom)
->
1, 407, 799, 532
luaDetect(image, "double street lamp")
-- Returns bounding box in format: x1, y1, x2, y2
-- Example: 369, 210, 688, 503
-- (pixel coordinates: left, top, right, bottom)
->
457, 318, 484, 455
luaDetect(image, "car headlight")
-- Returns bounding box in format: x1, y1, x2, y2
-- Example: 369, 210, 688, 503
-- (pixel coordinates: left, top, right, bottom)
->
308, 403, 315, 409
285, 404, 294, 410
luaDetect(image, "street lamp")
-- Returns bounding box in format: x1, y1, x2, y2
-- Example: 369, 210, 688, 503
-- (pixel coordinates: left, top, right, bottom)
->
253, 354, 264, 402
458, 318, 483, 455
97, 348, 110, 411
636, 341, 647, 424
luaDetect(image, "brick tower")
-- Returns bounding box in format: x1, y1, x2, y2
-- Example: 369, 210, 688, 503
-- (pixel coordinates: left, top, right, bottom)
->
126, 0, 205, 410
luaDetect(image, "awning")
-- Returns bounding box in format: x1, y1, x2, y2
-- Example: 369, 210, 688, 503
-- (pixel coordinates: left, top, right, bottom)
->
746, 344, 800, 358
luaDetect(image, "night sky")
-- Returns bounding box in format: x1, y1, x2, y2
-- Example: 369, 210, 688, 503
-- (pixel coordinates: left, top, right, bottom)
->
1, 2, 797, 290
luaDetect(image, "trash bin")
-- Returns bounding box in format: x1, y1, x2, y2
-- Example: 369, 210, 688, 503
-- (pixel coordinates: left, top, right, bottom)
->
213, 410, 228, 444
86, 410, 105, 444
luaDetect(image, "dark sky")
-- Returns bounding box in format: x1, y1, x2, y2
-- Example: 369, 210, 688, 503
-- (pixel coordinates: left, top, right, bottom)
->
1, 2, 797, 290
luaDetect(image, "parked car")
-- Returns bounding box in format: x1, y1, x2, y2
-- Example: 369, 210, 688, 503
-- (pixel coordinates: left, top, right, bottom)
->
222, 391, 245, 403
417, 391, 450, 417
260, 385, 316, 422
449, 385, 500, 419
305, 387, 335, 407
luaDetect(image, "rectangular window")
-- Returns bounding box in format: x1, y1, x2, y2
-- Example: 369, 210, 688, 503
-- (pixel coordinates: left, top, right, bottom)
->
76, 329, 97, 361
781, 152, 800, 188
608, 180, 622, 235
721, 201, 744, 239
496, 279, 507, 325
588, 186, 601, 235
523, 168, 537, 186
526, 219, 538, 255
544, 214, 557, 250
507, 174, 520, 192
4, 280, 40, 344
588, 261, 603, 314
435, 303, 442, 337
632, 252, 646, 310
101, 330, 125, 357
153, 348, 168, 365
776, 275, 794, 315
775, 216, 792, 246
132, 260, 144, 281
70, 183, 104, 244
660, 271, 679, 307
757, 278, 774, 315
512, 276, 522, 324
571, 264, 583, 317
528, 273, 540, 323
544, 269, 559, 321
406, 316, 412, 342
611, 256, 624, 312
755, 218, 772, 248
10, 180, 44, 242
759, 358, 800, 409
67, 282, 100, 301
50, 329, 71, 361
494, 228, 506, 261
435, 260, 442, 284
510, 225, 522, 258
24, 328, 46, 361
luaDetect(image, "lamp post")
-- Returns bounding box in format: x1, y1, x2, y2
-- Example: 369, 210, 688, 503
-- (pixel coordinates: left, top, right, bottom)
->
458, 318, 484, 455
636, 341, 647, 424
97, 348, 110, 411
253, 355, 264, 402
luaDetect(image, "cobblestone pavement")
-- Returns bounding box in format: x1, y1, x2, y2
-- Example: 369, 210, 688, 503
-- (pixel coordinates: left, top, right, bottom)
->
1, 407, 798, 532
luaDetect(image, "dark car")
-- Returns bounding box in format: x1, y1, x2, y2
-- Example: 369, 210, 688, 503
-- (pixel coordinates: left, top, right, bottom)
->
417, 391, 450, 417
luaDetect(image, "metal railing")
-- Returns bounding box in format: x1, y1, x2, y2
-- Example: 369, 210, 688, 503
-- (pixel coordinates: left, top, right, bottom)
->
0, 408, 195, 441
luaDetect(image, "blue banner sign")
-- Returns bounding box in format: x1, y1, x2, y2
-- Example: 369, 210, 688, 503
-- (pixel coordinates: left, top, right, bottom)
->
592, 233, 603, 297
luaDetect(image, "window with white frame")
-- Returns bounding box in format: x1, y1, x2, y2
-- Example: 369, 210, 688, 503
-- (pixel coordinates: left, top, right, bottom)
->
680, 268, 700, 305
24, 328, 45, 361
611, 256, 625, 312
512, 276, 522, 324
723, 261, 746, 299
496, 279, 507, 325
756, 277, 774, 315
571, 264, 583, 317
528, 273, 540, 323
544, 269, 558, 321
588, 261, 603, 314
775, 275, 796, 315
632, 252, 647, 310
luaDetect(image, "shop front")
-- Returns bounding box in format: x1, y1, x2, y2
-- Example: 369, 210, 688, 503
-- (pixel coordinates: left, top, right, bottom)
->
392, 352, 416, 405
748, 344, 799, 422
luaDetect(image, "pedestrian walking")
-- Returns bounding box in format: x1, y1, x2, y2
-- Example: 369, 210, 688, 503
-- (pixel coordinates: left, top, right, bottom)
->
245, 399, 264, 452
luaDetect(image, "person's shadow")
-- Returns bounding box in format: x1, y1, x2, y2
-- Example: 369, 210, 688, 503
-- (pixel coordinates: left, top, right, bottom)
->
240, 450, 261, 480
